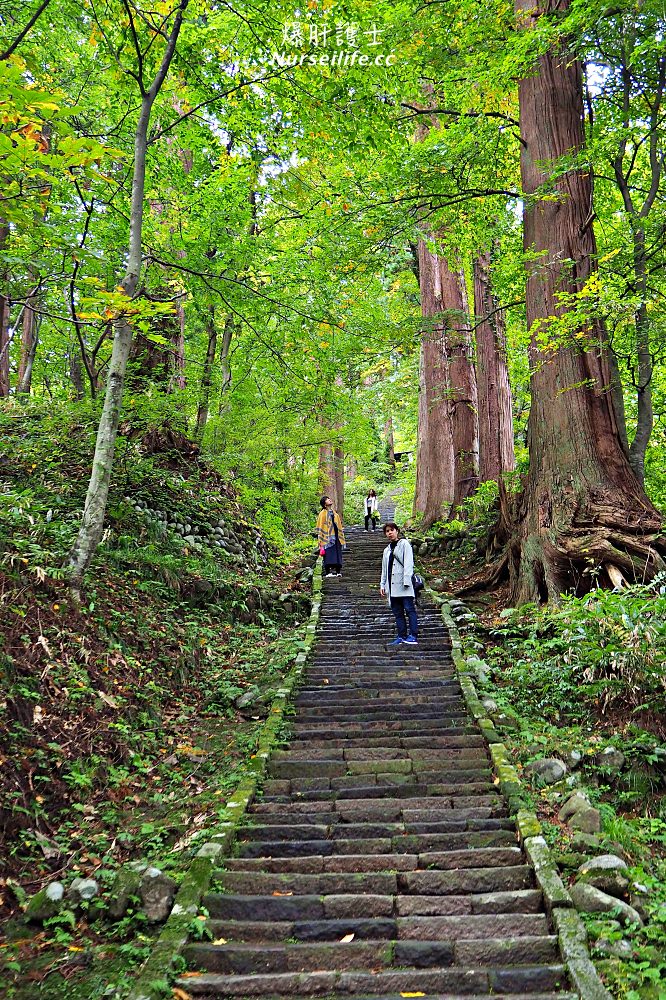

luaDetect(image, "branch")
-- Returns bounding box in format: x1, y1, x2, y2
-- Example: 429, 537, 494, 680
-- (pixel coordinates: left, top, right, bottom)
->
0, 0, 53, 61
399, 103, 520, 128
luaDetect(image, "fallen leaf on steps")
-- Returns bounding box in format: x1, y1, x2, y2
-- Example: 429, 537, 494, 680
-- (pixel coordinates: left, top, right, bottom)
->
339, 933, 355, 943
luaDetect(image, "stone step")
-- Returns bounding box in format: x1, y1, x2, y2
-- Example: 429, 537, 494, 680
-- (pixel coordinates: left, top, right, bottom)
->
185, 935, 560, 974
238, 821, 513, 843
285, 735, 480, 750
202, 912, 549, 944
262, 768, 493, 794
266, 781, 497, 802
292, 719, 467, 735
175, 963, 567, 995
272, 737, 486, 759
236, 830, 516, 858
222, 857, 534, 892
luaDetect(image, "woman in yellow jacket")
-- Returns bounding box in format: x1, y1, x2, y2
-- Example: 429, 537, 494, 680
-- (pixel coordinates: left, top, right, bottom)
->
316, 495, 346, 577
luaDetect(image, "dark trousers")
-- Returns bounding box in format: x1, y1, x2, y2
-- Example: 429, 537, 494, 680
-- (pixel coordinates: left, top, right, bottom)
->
364, 511, 378, 530
390, 596, 418, 639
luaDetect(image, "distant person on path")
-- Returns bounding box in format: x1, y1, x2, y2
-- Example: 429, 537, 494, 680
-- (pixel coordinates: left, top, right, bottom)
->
380, 522, 418, 646
317, 495, 346, 577
364, 489, 379, 531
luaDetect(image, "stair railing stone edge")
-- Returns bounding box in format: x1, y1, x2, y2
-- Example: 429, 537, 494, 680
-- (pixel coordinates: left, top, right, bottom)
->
432, 590, 612, 1000
126, 557, 324, 1000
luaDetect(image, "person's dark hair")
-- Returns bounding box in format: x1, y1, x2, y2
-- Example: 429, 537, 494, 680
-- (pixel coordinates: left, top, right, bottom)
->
383, 521, 399, 534
320, 496, 331, 509
367, 489, 377, 497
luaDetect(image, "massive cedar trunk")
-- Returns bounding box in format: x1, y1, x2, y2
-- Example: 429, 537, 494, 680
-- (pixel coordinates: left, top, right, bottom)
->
510, 0, 664, 602
413, 241, 478, 526
413, 243, 454, 525
473, 251, 515, 483
318, 441, 344, 517
446, 264, 479, 510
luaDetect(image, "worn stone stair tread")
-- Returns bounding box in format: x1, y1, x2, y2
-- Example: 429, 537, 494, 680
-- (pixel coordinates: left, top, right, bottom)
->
181, 994, 575, 1000
174, 964, 568, 995
186, 935, 559, 974
235, 831, 516, 860
203, 912, 548, 943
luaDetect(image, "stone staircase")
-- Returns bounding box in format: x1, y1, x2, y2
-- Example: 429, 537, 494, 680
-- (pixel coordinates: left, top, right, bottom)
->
177, 526, 577, 999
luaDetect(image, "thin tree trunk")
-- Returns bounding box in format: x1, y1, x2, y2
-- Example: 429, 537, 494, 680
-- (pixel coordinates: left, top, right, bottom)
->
474, 251, 515, 483
627, 224, 652, 485
384, 415, 396, 467
0, 291, 9, 397
509, 0, 664, 602
16, 293, 39, 394
68, 341, 85, 400
70, 2, 188, 581
195, 305, 217, 440
217, 314, 234, 413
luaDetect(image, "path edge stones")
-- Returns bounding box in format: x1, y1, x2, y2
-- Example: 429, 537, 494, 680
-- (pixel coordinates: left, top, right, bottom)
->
435, 592, 612, 1000
127, 558, 324, 1000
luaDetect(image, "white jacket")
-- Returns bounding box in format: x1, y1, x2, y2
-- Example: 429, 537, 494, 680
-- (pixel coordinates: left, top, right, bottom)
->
380, 537, 415, 601
364, 495, 379, 513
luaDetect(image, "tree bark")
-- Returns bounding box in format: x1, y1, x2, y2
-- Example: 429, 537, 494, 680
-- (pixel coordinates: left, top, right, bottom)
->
510, 0, 664, 602
217, 314, 234, 413
70, 1, 188, 581
627, 224, 652, 484
16, 289, 39, 394
0, 291, 9, 398
195, 305, 218, 440
384, 415, 396, 467
413, 242, 454, 526
473, 251, 515, 483
318, 441, 344, 517
413, 241, 478, 525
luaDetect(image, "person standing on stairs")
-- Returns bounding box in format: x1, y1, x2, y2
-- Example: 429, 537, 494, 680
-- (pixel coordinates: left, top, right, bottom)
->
364, 489, 379, 531
316, 495, 346, 577
380, 522, 418, 646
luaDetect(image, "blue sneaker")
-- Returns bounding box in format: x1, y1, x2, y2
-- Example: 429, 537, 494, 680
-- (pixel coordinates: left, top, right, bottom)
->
403, 636, 419, 645
387, 637, 404, 648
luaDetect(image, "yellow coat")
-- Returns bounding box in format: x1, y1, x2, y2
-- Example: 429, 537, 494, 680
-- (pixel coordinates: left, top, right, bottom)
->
316, 509, 345, 548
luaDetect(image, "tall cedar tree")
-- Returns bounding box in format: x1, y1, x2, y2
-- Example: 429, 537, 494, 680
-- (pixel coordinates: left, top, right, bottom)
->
508, 0, 665, 601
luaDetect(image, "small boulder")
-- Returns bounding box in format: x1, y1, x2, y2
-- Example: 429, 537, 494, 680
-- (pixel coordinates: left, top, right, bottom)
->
140, 867, 176, 923
594, 937, 634, 959
25, 882, 65, 922
576, 855, 629, 897
108, 863, 146, 919
524, 758, 567, 787
569, 883, 643, 927
570, 805, 602, 834
563, 749, 584, 770
596, 746, 625, 772
570, 832, 602, 854
558, 791, 590, 821
67, 878, 99, 906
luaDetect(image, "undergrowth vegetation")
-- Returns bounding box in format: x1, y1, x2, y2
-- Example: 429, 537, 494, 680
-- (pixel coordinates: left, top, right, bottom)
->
489, 580, 666, 728
0, 400, 315, 997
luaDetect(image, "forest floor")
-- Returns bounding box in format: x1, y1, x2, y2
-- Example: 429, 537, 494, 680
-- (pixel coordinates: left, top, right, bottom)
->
420, 525, 666, 1000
